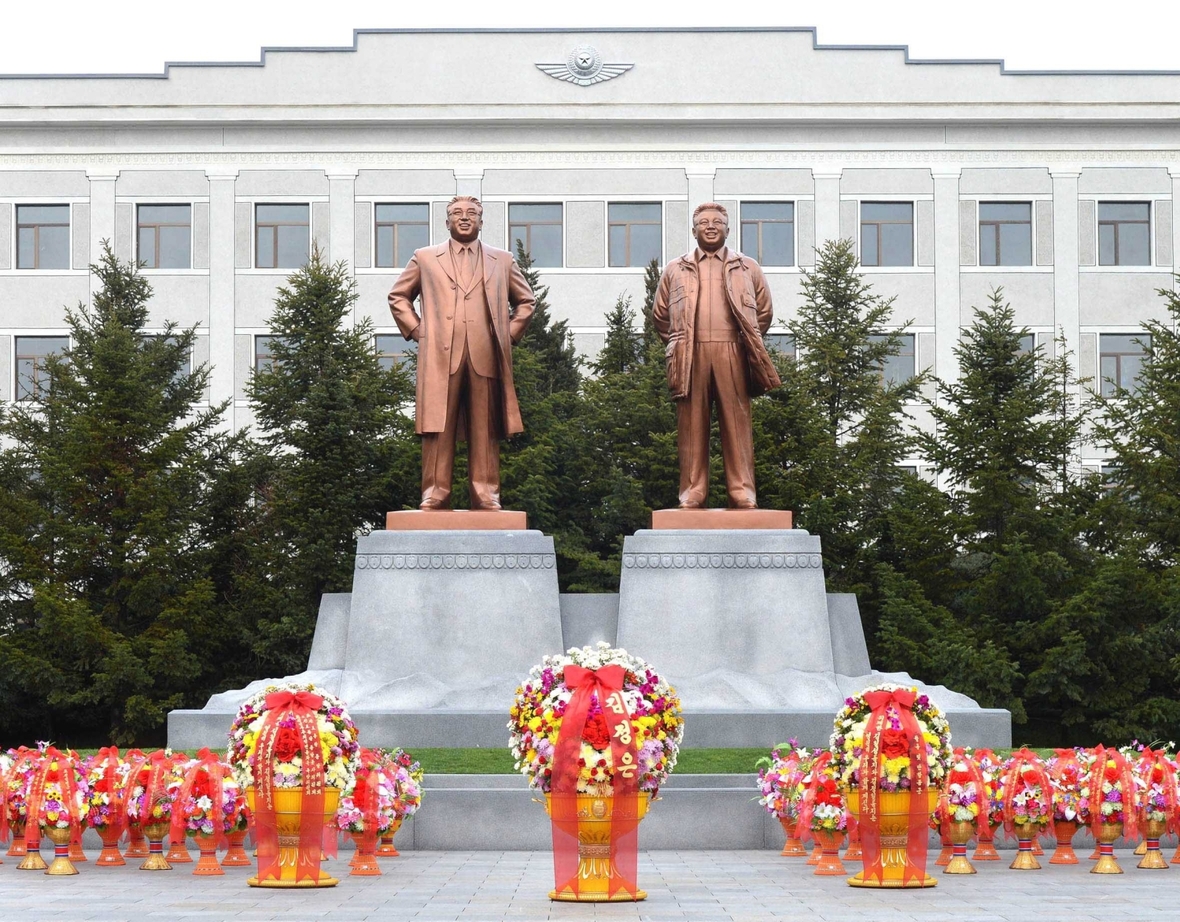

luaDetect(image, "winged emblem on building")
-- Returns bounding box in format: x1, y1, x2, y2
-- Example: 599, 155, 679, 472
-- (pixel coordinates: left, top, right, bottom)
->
536, 45, 633, 87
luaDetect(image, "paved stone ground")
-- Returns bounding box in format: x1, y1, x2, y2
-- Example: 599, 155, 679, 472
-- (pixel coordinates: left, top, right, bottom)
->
2, 848, 1178, 921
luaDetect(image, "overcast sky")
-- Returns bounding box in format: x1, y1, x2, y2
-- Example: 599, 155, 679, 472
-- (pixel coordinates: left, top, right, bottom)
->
2, 0, 1178, 75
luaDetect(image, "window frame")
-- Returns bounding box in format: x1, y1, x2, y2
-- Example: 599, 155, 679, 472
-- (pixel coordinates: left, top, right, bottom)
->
859, 201, 915, 268
15, 335, 69, 401
15, 204, 71, 270
508, 202, 564, 267
374, 333, 418, 380
253, 334, 284, 374
763, 332, 796, 359
136, 203, 193, 270
978, 201, 1033, 267
254, 203, 310, 270
869, 332, 916, 387
607, 202, 663, 268
374, 203, 431, 269
1099, 332, 1150, 397
1097, 201, 1152, 267
740, 201, 795, 267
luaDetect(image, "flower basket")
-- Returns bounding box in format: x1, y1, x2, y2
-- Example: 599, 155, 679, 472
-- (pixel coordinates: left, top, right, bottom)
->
756, 741, 812, 857
939, 748, 986, 874
1046, 748, 1090, 864
25, 746, 88, 876
375, 748, 423, 857
123, 751, 183, 871
1132, 747, 1177, 869
969, 748, 1004, 860
1082, 745, 1139, 874
797, 751, 849, 876
830, 684, 951, 888
510, 643, 684, 902
1000, 748, 1053, 870
228, 683, 359, 888
4, 746, 41, 861
83, 747, 131, 867
335, 748, 406, 877
172, 749, 242, 876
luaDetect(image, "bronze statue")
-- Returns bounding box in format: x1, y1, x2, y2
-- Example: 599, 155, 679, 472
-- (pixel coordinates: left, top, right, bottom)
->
653, 202, 781, 508
388, 195, 536, 510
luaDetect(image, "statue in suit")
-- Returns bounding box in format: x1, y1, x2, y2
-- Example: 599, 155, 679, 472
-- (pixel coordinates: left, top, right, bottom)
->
388, 196, 536, 510
653, 202, 781, 508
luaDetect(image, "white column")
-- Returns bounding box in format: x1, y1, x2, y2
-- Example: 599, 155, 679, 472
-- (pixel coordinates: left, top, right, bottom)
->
327, 170, 358, 269
812, 168, 842, 255
1051, 170, 1082, 392
454, 169, 484, 199
932, 168, 962, 391
1170, 167, 1180, 288
686, 167, 717, 252
206, 169, 238, 429
87, 169, 119, 299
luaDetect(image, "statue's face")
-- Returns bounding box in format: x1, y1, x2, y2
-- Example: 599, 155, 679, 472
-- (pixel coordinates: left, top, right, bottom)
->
446, 202, 483, 244
692, 208, 728, 253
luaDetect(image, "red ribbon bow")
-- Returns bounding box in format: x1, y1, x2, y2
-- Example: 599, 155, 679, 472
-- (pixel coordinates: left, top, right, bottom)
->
550, 664, 641, 900
858, 688, 929, 886
254, 689, 330, 884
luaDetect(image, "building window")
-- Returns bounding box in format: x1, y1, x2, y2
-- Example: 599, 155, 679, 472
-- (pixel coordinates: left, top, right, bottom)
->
608, 203, 662, 267
15, 336, 68, 400
1099, 333, 1149, 396
141, 334, 192, 385
860, 202, 914, 267
254, 335, 285, 373
508, 203, 563, 267
870, 333, 916, 386
16, 205, 70, 270
740, 202, 794, 267
764, 333, 796, 359
1017, 333, 1037, 355
255, 204, 309, 269
375, 204, 430, 269
137, 204, 192, 269
979, 202, 1032, 266
1098, 202, 1150, 266
375, 333, 417, 380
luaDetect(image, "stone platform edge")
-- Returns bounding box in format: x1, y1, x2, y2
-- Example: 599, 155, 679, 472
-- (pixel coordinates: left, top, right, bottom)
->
169, 707, 1010, 751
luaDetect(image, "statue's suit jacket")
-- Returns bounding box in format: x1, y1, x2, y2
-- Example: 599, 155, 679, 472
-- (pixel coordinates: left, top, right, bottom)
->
389, 241, 536, 437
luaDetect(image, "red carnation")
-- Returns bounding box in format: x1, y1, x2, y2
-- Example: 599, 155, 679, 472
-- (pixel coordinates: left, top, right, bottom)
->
273, 726, 301, 762
881, 729, 908, 759
582, 712, 612, 751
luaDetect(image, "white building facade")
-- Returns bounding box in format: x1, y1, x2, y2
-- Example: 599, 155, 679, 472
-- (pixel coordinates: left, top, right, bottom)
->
1, 28, 1178, 471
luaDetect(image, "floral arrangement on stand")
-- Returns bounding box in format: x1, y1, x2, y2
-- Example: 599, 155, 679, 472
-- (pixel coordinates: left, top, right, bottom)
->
1045, 748, 1091, 864
1132, 747, 1178, 869
938, 748, 987, 874
123, 751, 184, 870
171, 749, 242, 876
370, 748, 424, 858
1082, 745, 1140, 873
756, 740, 813, 857
4, 745, 42, 858
82, 747, 131, 866
796, 750, 849, 876
25, 746, 88, 876
335, 748, 401, 876
227, 683, 360, 887
829, 684, 952, 889
508, 643, 684, 796
1000, 749, 1053, 870
968, 748, 1005, 860
509, 643, 684, 903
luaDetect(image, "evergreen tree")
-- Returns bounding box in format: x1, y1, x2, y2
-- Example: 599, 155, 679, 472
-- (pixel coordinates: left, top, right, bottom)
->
244, 247, 417, 674
0, 246, 228, 743
1022, 280, 1180, 742
590, 294, 643, 376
